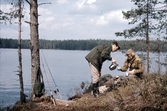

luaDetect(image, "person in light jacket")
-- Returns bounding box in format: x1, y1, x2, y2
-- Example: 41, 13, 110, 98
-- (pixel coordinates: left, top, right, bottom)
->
118, 49, 144, 78
98, 49, 145, 95
85, 41, 120, 97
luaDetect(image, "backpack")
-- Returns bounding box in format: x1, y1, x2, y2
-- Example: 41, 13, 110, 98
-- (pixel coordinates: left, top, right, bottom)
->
33, 68, 45, 97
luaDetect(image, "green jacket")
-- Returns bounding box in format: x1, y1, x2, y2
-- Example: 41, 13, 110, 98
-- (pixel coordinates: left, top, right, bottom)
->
120, 49, 144, 78
85, 44, 112, 72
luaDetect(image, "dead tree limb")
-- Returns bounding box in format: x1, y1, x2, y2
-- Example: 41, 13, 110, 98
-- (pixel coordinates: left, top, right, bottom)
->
38, 2, 51, 6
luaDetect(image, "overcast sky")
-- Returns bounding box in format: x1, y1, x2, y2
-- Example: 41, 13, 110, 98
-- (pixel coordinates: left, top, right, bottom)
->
1, 0, 134, 40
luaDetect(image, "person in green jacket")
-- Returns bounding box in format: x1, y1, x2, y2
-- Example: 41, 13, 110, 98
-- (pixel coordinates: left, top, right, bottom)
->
85, 41, 120, 97
118, 49, 144, 78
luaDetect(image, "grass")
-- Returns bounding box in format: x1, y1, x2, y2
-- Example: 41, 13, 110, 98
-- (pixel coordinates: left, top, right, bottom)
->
2, 73, 167, 111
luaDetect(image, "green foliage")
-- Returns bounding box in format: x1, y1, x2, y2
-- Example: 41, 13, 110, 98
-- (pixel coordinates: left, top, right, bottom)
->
115, 0, 167, 73
116, 0, 161, 39
0, 0, 24, 24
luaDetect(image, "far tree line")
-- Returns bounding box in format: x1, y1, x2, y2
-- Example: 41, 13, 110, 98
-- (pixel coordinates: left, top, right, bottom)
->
0, 38, 167, 52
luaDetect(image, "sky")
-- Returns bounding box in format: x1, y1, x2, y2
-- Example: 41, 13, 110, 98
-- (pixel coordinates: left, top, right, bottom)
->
0, 0, 135, 40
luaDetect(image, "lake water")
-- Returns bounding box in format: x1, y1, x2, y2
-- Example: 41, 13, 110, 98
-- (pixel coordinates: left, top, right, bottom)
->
0, 49, 166, 107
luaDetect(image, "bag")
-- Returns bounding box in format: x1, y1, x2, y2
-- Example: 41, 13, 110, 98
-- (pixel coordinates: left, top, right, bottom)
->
34, 68, 45, 97
34, 81, 45, 97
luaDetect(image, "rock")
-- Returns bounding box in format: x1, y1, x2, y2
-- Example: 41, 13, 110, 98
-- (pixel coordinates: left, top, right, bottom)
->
68, 94, 83, 100
98, 74, 113, 86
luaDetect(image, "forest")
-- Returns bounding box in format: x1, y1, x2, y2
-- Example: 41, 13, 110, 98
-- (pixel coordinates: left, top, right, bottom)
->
0, 38, 167, 52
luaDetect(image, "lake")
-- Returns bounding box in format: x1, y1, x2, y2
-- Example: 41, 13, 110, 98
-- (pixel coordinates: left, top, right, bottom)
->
0, 49, 166, 107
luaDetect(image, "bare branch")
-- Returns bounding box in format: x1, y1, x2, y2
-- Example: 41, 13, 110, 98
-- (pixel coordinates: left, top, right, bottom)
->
38, 2, 51, 6
25, 20, 30, 24
25, 20, 38, 26
25, 0, 31, 5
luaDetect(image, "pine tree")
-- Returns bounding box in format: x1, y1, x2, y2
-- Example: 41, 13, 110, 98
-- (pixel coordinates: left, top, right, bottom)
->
115, 0, 161, 73
25, 0, 45, 98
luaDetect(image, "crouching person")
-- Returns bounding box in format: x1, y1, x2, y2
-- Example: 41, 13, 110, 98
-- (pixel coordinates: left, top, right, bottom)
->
118, 49, 144, 79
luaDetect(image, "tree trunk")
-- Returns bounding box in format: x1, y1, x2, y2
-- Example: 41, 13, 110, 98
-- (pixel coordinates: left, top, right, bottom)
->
157, 52, 161, 74
29, 0, 43, 98
166, 56, 167, 74
18, 0, 25, 104
157, 38, 161, 75
146, 0, 150, 73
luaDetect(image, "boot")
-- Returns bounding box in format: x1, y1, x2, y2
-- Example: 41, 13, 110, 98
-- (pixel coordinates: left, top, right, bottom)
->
92, 82, 99, 98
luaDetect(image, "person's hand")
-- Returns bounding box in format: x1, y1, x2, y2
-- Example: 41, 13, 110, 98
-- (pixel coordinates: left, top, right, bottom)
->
112, 58, 116, 63
128, 69, 135, 74
126, 72, 129, 76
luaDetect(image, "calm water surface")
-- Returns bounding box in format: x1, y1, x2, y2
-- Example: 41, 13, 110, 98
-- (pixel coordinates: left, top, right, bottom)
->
0, 49, 166, 107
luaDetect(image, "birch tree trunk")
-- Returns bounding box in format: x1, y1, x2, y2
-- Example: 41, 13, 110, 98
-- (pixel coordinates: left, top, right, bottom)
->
18, 0, 25, 104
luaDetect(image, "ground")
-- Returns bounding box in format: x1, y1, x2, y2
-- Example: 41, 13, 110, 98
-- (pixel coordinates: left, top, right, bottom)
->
10, 74, 167, 111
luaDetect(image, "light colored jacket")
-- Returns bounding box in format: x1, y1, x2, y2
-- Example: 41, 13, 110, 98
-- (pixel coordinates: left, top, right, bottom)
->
120, 49, 144, 78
